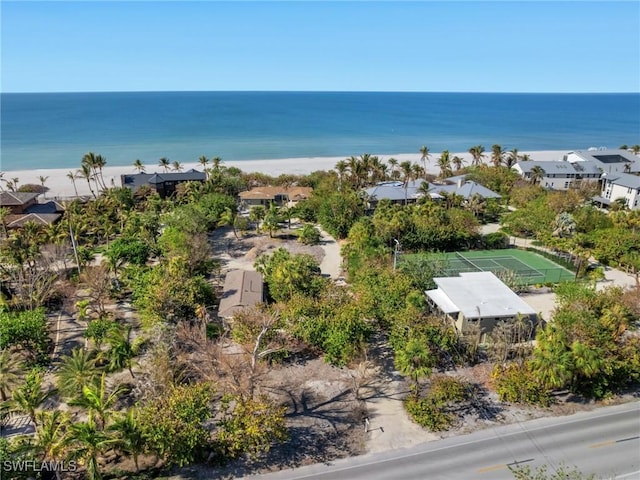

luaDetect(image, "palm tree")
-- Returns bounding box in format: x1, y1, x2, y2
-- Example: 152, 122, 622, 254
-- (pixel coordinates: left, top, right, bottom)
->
411, 162, 424, 183
106, 326, 141, 378
56, 348, 100, 399
466, 193, 486, 218
198, 155, 209, 170
452, 155, 465, 171
108, 409, 145, 472
387, 157, 399, 178
399, 160, 414, 204
158, 157, 170, 172
529, 327, 571, 390
632, 145, 640, 155
491, 144, 504, 167
263, 203, 281, 238
12, 370, 54, 426
334, 159, 349, 191
133, 159, 145, 173
419, 145, 431, 174
395, 338, 433, 397
530, 166, 545, 185
211, 156, 224, 173
249, 205, 266, 233
38, 175, 49, 198
93, 154, 108, 191
34, 410, 69, 475
67, 171, 80, 197
62, 418, 117, 480
417, 181, 433, 202
171, 160, 183, 172
82, 152, 106, 192
79, 163, 97, 198
69, 373, 124, 430
218, 207, 239, 240
437, 150, 452, 179
468, 145, 485, 167
505, 148, 519, 168
0, 351, 22, 401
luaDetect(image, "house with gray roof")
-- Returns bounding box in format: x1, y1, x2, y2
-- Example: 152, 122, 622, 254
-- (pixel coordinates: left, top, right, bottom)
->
429, 179, 502, 200
564, 149, 640, 175
362, 178, 500, 210
120, 169, 206, 198
425, 271, 538, 342
513, 160, 602, 190
598, 172, 640, 210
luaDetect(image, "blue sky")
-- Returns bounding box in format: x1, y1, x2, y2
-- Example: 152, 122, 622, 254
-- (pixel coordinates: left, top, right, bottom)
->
2, 1, 639, 93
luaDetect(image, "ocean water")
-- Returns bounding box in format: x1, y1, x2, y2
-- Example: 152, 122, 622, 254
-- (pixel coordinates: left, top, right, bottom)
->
1, 91, 639, 171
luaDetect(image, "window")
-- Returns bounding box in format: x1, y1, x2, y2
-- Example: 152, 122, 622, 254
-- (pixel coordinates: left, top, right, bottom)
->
564, 182, 569, 189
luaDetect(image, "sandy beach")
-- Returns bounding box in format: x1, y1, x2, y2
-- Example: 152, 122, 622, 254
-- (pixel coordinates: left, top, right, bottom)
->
3, 150, 570, 199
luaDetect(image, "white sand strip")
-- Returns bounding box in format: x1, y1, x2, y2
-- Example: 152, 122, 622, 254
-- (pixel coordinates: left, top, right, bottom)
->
1, 150, 569, 199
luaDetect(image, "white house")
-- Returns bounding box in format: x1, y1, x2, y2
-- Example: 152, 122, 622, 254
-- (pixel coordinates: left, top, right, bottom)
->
513, 160, 602, 190
599, 172, 640, 210
425, 271, 538, 342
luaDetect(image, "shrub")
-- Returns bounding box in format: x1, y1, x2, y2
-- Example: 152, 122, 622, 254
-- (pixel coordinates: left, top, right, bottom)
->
405, 397, 455, 431
492, 363, 551, 406
482, 232, 509, 249
297, 224, 321, 245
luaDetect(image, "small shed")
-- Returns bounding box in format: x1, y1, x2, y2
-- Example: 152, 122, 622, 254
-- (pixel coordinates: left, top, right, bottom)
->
218, 270, 264, 319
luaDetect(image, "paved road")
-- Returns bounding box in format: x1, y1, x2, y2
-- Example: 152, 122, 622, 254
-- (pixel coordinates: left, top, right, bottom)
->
246, 401, 640, 480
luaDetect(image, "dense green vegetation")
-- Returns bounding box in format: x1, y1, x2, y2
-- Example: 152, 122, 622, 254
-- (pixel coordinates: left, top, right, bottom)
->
1, 147, 639, 478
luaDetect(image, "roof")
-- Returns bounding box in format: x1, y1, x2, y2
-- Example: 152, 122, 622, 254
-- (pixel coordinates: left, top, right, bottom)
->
572, 149, 637, 164
363, 181, 419, 202
432, 181, 501, 200
120, 169, 206, 189
570, 149, 640, 173
426, 271, 536, 319
218, 270, 264, 318
6, 213, 62, 228
0, 191, 40, 206
238, 186, 313, 201
25, 200, 65, 214
514, 160, 602, 176
603, 172, 640, 189
363, 179, 499, 203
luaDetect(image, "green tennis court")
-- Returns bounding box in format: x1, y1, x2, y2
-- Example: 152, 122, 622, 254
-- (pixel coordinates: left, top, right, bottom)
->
406, 249, 575, 285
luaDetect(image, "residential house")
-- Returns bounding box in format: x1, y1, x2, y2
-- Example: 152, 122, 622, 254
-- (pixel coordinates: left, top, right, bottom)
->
425, 271, 538, 342
238, 186, 313, 209
120, 169, 206, 198
598, 172, 640, 210
564, 149, 640, 175
513, 160, 602, 190
1, 192, 40, 214
361, 178, 500, 210
217, 270, 264, 320
0, 192, 64, 230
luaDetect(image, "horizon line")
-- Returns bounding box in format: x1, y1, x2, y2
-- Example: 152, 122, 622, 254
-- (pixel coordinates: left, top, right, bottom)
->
2, 89, 639, 95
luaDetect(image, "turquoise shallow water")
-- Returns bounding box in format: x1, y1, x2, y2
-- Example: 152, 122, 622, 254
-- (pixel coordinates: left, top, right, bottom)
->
1, 91, 639, 171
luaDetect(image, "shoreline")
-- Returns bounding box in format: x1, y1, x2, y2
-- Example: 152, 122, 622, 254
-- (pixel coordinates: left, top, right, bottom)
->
2, 150, 569, 199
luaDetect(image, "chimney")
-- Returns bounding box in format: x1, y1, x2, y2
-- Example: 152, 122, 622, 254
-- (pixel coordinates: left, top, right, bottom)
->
457, 178, 463, 189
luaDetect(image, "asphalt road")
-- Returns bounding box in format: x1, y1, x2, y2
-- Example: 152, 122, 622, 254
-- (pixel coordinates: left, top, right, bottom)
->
247, 401, 640, 480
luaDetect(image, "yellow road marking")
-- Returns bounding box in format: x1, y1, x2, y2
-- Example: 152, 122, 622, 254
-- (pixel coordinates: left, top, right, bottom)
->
477, 464, 507, 473
589, 440, 616, 449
